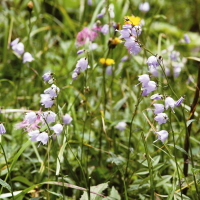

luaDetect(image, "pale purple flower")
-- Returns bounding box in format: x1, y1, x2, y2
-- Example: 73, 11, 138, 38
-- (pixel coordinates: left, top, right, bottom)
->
42, 72, 53, 82
154, 113, 168, 125
10, 38, 20, 47
139, 2, 150, 12
40, 94, 54, 108
88, 0, 92, 5
138, 74, 150, 87
115, 122, 126, 131
72, 72, 78, 80
184, 34, 190, 43
101, 24, 109, 35
153, 104, 165, 114
63, 114, 73, 124
76, 57, 89, 72
131, 25, 142, 36
0, 123, 6, 135
173, 62, 184, 77
170, 51, 180, 61
165, 97, 175, 111
142, 81, 157, 96
23, 52, 34, 63
149, 66, 159, 77
117, 28, 131, 39
50, 124, 63, 135
25, 112, 37, 124
42, 111, 56, 124
77, 49, 85, 55
124, 37, 141, 55
28, 130, 40, 141
36, 132, 49, 145
97, 13, 105, 18
150, 93, 163, 100
44, 84, 60, 97
175, 96, 184, 107
154, 130, 169, 143
12, 42, 25, 55
147, 55, 159, 68
121, 56, 128, 62
106, 66, 112, 75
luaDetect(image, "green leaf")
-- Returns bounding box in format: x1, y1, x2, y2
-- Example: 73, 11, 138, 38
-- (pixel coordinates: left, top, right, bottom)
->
0, 178, 11, 192
80, 182, 108, 200
12, 176, 33, 187
167, 144, 188, 155
110, 186, 121, 200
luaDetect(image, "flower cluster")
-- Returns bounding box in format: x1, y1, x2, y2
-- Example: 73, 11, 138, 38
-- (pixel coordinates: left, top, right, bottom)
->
17, 73, 73, 146
116, 17, 142, 55
10, 38, 34, 63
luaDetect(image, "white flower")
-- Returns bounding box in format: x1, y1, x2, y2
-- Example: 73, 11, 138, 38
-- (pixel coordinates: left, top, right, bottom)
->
115, 122, 126, 131
23, 52, 34, 63
42, 111, 56, 124
25, 112, 37, 124
28, 130, 40, 141
154, 130, 169, 143
139, 2, 150, 12
63, 114, 73, 125
50, 124, 63, 135
36, 132, 49, 145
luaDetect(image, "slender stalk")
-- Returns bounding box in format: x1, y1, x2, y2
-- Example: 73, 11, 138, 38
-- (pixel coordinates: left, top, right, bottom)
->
0, 142, 15, 200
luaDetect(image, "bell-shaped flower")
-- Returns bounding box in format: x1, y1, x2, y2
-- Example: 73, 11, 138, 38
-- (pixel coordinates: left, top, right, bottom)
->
131, 25, 142, 36
154, 130, 169, 143
153, 103, 165, 114
139, 2, 150, 12
10, 38, 20, 47
25, 112, 37, 124
175, 96, 184, 107
50, 124, 63, 135
12, 42, 24, 55
40, 94, 54, 108
42, 72, 53, 82
76, 57, 89, 72
101, 24, 109, 35
124, 37, 141, 55
115, 122, 127, 131
184, 34, 190, 43
0, 123, 6, 135
165, 97, 175, 111
147, 55, 160, 68
44, 84, 60, 97
63, 114, 73, 125
154, 113, 168, 125
23, 52, 34, 63
36, 132, 49, 145
142, 81, 157, 96
150, 93, 163, 100
42, 111, 56, 124
28, 130, 40, 141
138, 74, 150, 87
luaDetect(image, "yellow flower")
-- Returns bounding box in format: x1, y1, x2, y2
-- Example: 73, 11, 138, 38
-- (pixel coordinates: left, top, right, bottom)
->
124, 16, 141, 25
99, 58, 115, 65
111, 37, 121, 45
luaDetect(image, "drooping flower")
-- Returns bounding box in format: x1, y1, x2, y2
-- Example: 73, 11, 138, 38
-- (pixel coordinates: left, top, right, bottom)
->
63, 114, 73, 125
25, 112, 37, 124
150, 93, 163, 100
12, 42, 25, 55
153, 104, 165, 114
115, 122, 127, 131
139, 2, 150, 12
40, 94, 54, 108
147, 55, 160, 68
142, 81, 157, 96
44, 84, 60, 97
154, 113, 168, 125
77, 49, 85, 55
10, 38, 20, 47
101, 24, 109, 35
99, 58, 115, 65
0, 123, 6, 135
23, 52, 34, 63
124, 37, 141, 55
154, 130, 169, 143
50, 124, 63, 135
36, 132, 49, 145
42, 111, 56, 124
42, 72, 54, 82
28, 130, 40, 141
76, 57, 89, 72
170, 51, 180, 61
138, 74, 150, 87
165, 97, 175, 111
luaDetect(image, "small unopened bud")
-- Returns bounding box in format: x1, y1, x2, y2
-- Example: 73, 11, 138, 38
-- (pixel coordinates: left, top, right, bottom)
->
27, 1, 34, 12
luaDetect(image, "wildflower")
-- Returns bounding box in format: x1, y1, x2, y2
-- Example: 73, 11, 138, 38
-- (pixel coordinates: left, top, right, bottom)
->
10, 38, 20, 47
36, 132, 49, 145
44, 84, 60, 97
42, 111, 56, 124
142, 81, 157, 96
23, 52, 34, 63
154, 130, 169, 143
97, 13, 105, 18
12, 42, 25, 55
106, 66, 113, 75
50, 124, 63, 135
124, 16, 141, 26
108, 4, 115, 19
0, 123, 6, 135
124, 37, 141, 55
138, 74, 150, 87
40, 94, 54, 108
170, 51, 180, 61
25, 112, 37, 124
139, 2, 150, 12
77, 49, 85, 55
175, 96, 184, 107
42, 72, 54, 82
154, 113, 168, 125
153, 103, 165, 114
109, 37, 121, 48
101, 24, 109, 35
147, 55, 160, 68
115, 122, 126, 131
76, 57, 89, 72
131, 25, 142, 36
165, 97, 175, 111
87, 0, 92, 5
184, 34, 190, 43
99, 58, 115, 65
173, 62, 184, 77
121, 56, 128, 62
63, 114, 73, 124
28, 130, 40, 141
150, 93, 163, 100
